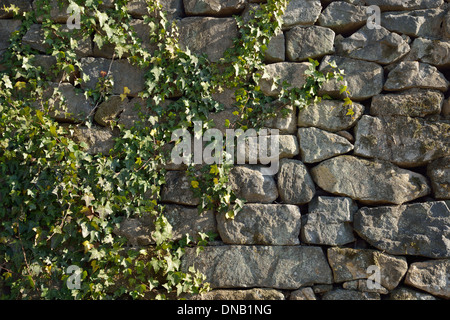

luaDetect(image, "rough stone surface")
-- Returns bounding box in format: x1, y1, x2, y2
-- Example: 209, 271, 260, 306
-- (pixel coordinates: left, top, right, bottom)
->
301, 196, 358, 246
381, 7, 446, 39
0, 20, 22, 51
94, 96, 126, 126
281, 0, 322, 30
322, 289, 380, 300
38, 83, 94, 123
80, 57, 147, 96
327, 248, 408, 290
384, 61, 449, 92
389, 287, 438, 300
335, 25, 410, 65
181, 245, 333, 289
370, 89, 444, 117
161, 171, 200, 206
318, 1, 368, 34
297, 127, 354, 163
71, 125, 115, 155
311, 155, 431, 205
187, 288, 285, 300
407, 38, 450, 68
265, 32, 285, 63
177, 17, 238, 62
259, 62, 310, 97
354, 201, 450, 258
216, 203, 301, 245
354, 115, 450, 167
286, 25, 335, 61
264, 103, 297, 134
319, 56, 384, 101
363, 0, 444, 11
289, 287, 317, 300
240, 134, 300, 164
184, 0, 246, 16
277, 158, 316, 205
228, 165, 278, 203
427, 157, 450, 200
405, 259, 450, 299
297, 100, 365, 132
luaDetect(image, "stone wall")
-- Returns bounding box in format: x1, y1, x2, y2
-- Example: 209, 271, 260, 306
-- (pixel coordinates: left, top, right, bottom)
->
1, 0, 449, 300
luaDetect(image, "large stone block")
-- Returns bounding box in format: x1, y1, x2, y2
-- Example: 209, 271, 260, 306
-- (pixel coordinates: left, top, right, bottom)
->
181, 245, 333, 289
362, 0, 444, 11
354, 201, 450, 258
259, 62, 310, 97
276, 158, 316, 205
161, 171, 200, 206
216, 203, 301, 245
282, 0, 322, 30
405, 259, 450, 299
370, 89, 444, 117
318, 2, 368, 34
286, 25, 335, 61
335, 25, 410, 65
184, 0, 246, 16
80, 57, 147, 96
318, 56, 384, 101
311, 155, 430, 205
427, 157, 450, 200
297, 100, 365, 132
327, 247, 408, 291
384, 61, 449, 92
177, 17, 238, 62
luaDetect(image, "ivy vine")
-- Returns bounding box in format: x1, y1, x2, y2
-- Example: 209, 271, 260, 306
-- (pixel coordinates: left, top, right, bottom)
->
0, 0, 349, 299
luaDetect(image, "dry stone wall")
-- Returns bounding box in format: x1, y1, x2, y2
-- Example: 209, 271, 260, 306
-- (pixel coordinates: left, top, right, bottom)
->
1, 0, 449, 300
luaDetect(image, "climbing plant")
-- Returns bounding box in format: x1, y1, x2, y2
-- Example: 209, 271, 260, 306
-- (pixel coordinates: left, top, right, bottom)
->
0, 0, 350, 299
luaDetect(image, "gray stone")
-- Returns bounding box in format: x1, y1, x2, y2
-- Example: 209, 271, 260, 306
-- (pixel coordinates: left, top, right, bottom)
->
71, 125, 116, 155
428, 157, 450, 200
405, 259, 450, 299
327, 248, 408, 291
322, 289, 380, 300
216, 203, 301, 245
281, 0, 322, 30
187, 288, 285, 300
301, 196, 358, 246
113, 217, 153, 246
33, 0, 69, 23
389, 287, 438, 300
381, 7, 446, 39
259, 62, 310, 97
177, 17, 238, 62
286, 25, 335, 62
264, 103, 297, 134
289, 287, 316, 300
318, 56, 384, 101
335, 25, 410, 65
100, 0, 184, 19
184, 0, 246, 16
354, 201, 450, 258
318, 2, 368, 34
277, 158, 316, 205
311, 155, 431, 205
297, 127, 354, 163
37, 82, 95, 123
163, 204, 216, 241
407, 38, 450, 68
80, 57, 147, 96
354, 115, 450, 167
22, 24, 93, 56
161, 171, 200, 206
342, 280, 389, 294
181, 245, 333, 289
228, 165, 278, 203
93, 19, 157, 59
370, 89, 444, 117
297, 100, 365, 132
240, 134, 300, 164
363, 0, 444, 10
94, 96, 126, 126
265, 32, 285, 63
384, 61, 449, 92
0, 20, 22, 50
